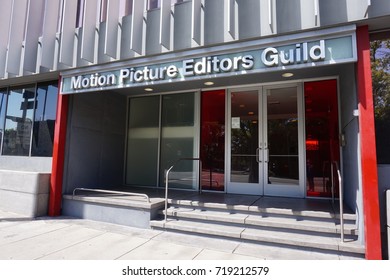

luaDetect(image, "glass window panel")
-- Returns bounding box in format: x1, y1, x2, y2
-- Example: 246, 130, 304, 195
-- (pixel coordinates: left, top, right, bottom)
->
267, 87, 299, 185
31, 81, 58, 157
201, 90, 225, 191
230, 91, 259, 183
0, 88, 8, 149
160, 93, 197, 190
126, 96, 160, 186
231, 155, 259, 183
2, 86, 36, 156
372, 39, 390, 164
304, 80, 340, 197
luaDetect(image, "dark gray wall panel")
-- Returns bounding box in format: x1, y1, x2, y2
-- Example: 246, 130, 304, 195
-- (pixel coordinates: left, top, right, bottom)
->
63, 92, 126, 194
338, 64, 364, 241
66, 126, 102, 190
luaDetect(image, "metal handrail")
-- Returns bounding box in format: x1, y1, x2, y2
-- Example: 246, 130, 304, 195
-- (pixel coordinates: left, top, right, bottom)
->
331, 161, 344, 242
72, 188, 150, 203
165, 158, 202, 222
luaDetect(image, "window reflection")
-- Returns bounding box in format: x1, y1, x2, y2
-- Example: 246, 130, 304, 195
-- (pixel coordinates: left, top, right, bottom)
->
201, 90, 225, 191
267, 87, 299, 186
159, 93, 197, 190
0, 89, 7, 150
126, 96, 160, 186
2, 86, 36, 156
31, 82, 58, 157
304, 80, 340, 197
0, 81, 58, 157
126, 92, 197, 190
230, 91, 259, 183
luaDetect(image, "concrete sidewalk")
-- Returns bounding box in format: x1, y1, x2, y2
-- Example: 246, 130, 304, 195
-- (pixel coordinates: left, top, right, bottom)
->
0, 210, 362, 260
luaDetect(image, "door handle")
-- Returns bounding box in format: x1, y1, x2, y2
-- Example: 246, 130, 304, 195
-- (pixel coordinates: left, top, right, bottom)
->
264, 148, 269, 163
256, 147, 262, 163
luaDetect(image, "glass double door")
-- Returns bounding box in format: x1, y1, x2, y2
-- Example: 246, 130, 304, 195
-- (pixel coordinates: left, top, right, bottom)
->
227, 85, 305, 197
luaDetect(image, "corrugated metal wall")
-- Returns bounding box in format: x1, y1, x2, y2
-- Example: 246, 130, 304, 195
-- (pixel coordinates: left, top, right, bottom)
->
0, 0, 389, 81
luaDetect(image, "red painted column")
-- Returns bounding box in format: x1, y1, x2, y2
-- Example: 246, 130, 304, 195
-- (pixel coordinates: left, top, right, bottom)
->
48, 79, 69, 216
356, 25, 382, 259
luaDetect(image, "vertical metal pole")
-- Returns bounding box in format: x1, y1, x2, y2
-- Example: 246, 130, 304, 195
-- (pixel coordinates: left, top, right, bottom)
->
199, 160, 202, 194
0, 88, 8, 154
165, 159, 202, 221
338, 168, 344, 242
331, 162, 335, 204
164, 169, 169, 222
164, 166, 173, 222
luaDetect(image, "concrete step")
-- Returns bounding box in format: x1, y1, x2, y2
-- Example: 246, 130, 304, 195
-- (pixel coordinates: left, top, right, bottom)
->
168, 198, 357, 221
162, 207, 358, 236
150, 219, 365, 256
62, 194, 164, 229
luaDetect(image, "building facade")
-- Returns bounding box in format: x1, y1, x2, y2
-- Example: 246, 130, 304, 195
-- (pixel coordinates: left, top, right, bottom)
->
0, 0, 389, 259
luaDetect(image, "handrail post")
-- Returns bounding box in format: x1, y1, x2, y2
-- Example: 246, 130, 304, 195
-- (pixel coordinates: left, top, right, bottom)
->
164, 158, 202, 223
332, 161, 344, 242
331, 163, 335, 204
338, 166, 344, 242
164, 165, 174, 222
199, 160, 202, 194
